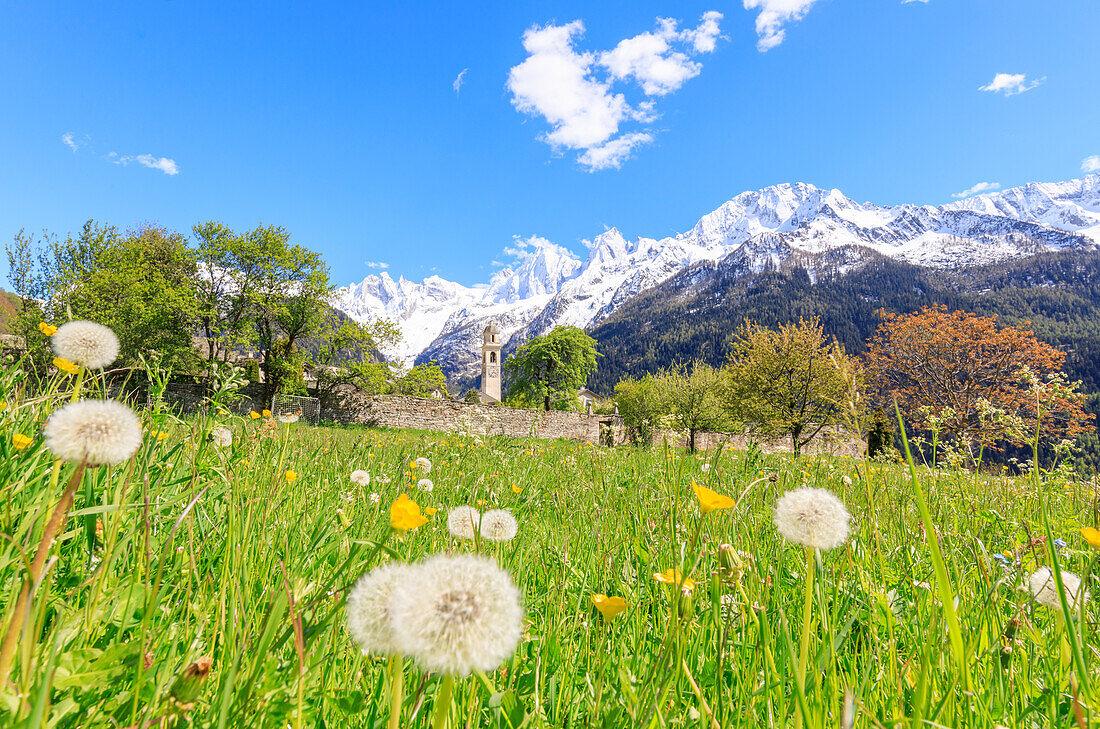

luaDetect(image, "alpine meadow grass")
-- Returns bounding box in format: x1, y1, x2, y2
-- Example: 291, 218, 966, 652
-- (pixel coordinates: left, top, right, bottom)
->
1, 359, 1100, 727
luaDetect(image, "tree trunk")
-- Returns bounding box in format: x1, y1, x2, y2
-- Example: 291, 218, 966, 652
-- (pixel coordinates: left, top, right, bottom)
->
791, 424, 803, 458
689, 428, 697, 453
544, 395, 551, 412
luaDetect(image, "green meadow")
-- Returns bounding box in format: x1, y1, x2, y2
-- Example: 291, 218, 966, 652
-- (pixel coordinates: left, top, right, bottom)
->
1, 377, 1098, 728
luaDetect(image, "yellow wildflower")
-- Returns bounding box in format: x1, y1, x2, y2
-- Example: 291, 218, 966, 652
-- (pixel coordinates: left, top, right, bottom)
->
425, 507, 438, 516
12, 433, 32, 450
591, 594, 629, 620
693, 481, 735, 515
285, 470, 297, 483
39, 322, 58, 336
653, 569, 696, 592
262, 409, 272, 418
390, 493, 428, 532
53, 357, 79, 375
1081, 527, 1100, 550
511, 484, 522, 494
250, 411, 261, 419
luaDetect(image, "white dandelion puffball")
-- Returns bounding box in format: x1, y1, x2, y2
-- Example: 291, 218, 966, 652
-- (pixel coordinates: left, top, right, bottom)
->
388, 553, 524, 675
417, 478, 434, 492
44, 400, 143, 465
277, 412, 300, 424
480, 509, 518, 543
210, 427, 233, 448
414, 457, 432, 474
1028, 566, 1088, 609
447, 506, 480, 541
346, 562, 412, 656
51, 321, 120, 370
376, 474, 392, 485
350, 470, 371, 487
773, 487, 851, 551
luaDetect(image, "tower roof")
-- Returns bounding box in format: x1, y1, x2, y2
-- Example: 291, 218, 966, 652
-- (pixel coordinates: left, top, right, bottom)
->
483, 321, 499, 334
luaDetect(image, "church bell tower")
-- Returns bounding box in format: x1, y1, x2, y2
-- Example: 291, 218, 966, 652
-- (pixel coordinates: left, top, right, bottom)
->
480, 322, 502, 403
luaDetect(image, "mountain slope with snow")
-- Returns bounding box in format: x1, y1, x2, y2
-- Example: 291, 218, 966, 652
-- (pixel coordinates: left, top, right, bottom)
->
333, 174, 1100, 382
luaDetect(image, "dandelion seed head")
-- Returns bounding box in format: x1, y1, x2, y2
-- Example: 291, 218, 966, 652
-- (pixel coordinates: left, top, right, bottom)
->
43, 400, 143, 465
417, 478, 434, 492
447, 505, 480, 541
51, 321, 119, 370
414, 457, 432, 473
210, 427, 232, 448
277, 412, 300, 424
1028, 566, 1088, 609
346, 562, 411, 656
773, 487, 851, 551
350, 470, 371, 487
480, 509, 518, 543
388, 554, 524, 676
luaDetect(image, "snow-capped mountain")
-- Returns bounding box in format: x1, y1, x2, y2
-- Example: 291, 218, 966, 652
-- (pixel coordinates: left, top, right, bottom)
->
333, 174, 1100, 381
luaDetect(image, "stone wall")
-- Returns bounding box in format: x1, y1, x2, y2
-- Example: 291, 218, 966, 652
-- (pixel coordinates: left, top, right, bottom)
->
646, 426, 864, 457
321, 393, 626, 445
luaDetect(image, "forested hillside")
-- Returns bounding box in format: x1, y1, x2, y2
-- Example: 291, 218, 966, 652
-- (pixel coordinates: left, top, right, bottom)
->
587, 249, 1100, 396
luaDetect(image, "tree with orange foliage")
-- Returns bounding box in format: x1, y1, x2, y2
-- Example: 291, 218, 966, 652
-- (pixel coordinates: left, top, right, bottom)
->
864, 306, 1092, 454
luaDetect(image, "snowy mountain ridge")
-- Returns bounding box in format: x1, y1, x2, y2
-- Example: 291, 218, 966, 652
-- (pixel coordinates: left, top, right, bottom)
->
333, 174, 1100, 379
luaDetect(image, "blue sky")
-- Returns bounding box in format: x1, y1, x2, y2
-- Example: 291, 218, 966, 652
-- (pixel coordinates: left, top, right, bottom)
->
1, 1, 1097, 287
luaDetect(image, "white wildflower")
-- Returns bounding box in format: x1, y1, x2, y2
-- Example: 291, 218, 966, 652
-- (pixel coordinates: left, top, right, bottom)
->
376, 475, 392, 484
370, 492, 381, 505
1028, 566, 1088, 609
447, 506, 480, 541
350, 470, 371, 487
51, 321, 119, 370
417, 478, 434, 493
701, 463, 711, 473
773, 487, 851, 551
388, 553, 524, 675
414, 457, 432, 474
480, 509, 518, 543
210, 427, 232, 448
44, 400, 143, 465
346, 562, 412, 656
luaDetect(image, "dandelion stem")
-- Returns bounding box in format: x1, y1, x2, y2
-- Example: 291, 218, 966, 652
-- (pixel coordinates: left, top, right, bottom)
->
387, 655, 404, 729
794, 546, 815, 728
430, 673, 454, 729
0, 459, 87, 683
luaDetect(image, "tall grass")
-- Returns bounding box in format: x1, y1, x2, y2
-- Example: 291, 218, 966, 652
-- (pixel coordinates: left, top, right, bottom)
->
0, 366, 1097, 727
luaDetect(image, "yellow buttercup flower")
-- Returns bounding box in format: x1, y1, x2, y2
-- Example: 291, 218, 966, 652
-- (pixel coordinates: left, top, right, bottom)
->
285, 470, 297, 483
262, 409, 272, 418
12, 433, 32, 450
53, 357, 79, 375
591, 594, 629, 620
511, 484, 522, 494
653, 569, 696, 592
390, 493, 429, 532
38, 322, 58, 336
425, 507, 438, 516
692, 481, 735, 515
1081, 527, 1100, 550
250, 411, 261, 420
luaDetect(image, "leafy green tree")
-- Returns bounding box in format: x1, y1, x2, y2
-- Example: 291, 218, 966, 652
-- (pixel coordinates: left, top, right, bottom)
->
661, 361, 732, 452
238, 225, 333, 400
20, 222, 201, 369
192, 222, 259, 366
309, 311, 400, 408
504, 325, 599, 411
613, 374, 668, 444
725, 317, 861, 458
393, 361, 448, 398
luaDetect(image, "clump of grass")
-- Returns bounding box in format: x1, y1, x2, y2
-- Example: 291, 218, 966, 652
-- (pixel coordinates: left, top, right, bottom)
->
0, 355, 1097, 727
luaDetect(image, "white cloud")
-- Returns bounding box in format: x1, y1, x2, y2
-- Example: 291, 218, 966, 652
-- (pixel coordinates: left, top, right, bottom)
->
578, 132, 655, 171
365, 261, 390, 270
507, 13, 722, 171
742, 0, 821, 52
108, 152, 179, 175
453, 68, 468, 94
61, 132, 80, 151
979, 73, 1044, 96
1082, 155, 1100, 173
901, 0, 929, 4
952, 181, 1001, 199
